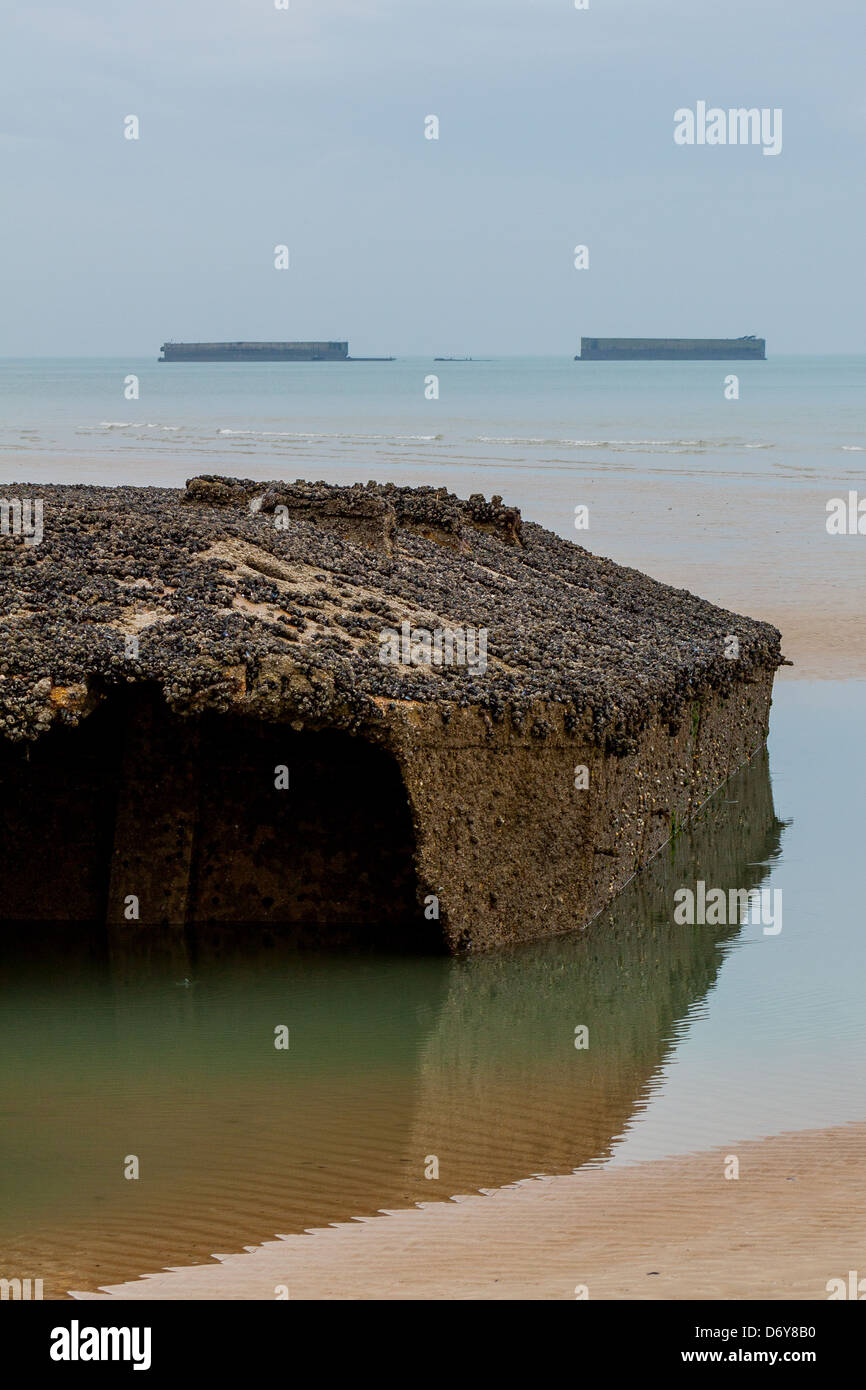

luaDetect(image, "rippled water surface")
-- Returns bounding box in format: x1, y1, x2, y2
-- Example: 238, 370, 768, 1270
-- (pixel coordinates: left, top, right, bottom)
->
2, 355, 864, 488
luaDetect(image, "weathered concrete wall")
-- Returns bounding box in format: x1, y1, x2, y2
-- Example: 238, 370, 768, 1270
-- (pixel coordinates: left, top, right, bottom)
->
0, 670, 774, 954
382, 672, 774, 950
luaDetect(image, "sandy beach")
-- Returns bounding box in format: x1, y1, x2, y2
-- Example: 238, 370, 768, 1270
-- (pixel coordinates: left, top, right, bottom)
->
559, 473, 866, 682
71, 1123, 866, 1301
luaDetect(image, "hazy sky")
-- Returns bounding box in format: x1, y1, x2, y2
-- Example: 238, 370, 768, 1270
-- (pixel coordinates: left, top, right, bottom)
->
2, 0, 864, 356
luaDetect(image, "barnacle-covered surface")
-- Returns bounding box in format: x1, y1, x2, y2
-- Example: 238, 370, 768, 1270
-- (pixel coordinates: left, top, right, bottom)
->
0, 475, 781, 748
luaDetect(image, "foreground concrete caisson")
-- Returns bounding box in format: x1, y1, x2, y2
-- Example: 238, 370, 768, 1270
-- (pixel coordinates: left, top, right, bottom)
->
0, 477, 783, 952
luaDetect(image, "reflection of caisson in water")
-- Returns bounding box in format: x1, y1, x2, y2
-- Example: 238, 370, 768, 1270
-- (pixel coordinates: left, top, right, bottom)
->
0, 744, 784, 1298
409, 746, 786, 1192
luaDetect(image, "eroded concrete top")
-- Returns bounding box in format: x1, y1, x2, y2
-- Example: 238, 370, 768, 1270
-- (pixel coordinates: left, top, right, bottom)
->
0, 476, 782, 746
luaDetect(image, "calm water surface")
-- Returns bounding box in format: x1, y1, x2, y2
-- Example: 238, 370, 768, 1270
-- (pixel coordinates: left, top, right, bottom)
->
1, 681, 863, 1298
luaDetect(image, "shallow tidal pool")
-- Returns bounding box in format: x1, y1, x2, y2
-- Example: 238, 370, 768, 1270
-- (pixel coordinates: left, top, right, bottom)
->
1, 680, 863, 1298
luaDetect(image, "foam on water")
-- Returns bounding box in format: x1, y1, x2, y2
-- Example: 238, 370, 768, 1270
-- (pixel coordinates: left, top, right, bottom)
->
0, 355, 862, 485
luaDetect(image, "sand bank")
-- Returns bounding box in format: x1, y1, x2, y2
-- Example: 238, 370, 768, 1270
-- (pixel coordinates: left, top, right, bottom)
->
587, 476, 866, 681
71, 1123, 866, 1301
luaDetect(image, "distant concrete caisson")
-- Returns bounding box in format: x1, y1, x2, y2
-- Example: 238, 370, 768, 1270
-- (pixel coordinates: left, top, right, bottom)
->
160, 341, 349, 362
159, 342, 395, 362
576, 336, 766, 361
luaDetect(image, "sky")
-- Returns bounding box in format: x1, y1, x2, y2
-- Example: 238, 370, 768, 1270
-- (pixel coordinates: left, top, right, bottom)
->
1, 0, 864, 357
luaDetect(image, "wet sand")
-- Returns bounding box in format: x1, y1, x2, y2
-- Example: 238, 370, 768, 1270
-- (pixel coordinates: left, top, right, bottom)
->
577, 476, 866, 682
72, 1123, 866, 1301
643, 583, 865, 683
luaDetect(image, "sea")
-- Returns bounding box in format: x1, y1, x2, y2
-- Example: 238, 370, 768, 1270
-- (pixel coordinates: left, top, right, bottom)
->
0, 355, 864, 1296
0, 354, 863, 510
